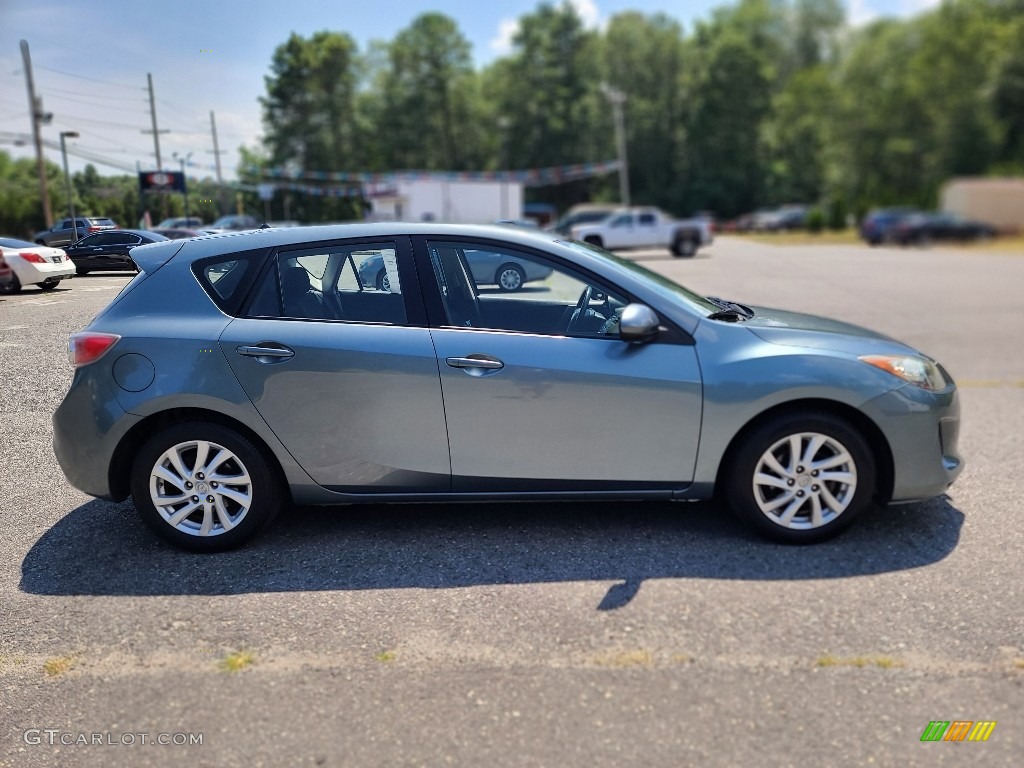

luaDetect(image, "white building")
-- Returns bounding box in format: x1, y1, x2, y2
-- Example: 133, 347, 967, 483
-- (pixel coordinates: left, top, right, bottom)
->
364, 178, 523, 224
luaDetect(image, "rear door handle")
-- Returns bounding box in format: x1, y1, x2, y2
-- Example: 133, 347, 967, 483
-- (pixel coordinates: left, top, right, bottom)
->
446, 355, 504, 376
237, 344, 295, 362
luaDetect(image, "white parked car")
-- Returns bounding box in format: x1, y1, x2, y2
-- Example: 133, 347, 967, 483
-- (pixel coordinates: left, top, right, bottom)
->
0, 237, 76, 293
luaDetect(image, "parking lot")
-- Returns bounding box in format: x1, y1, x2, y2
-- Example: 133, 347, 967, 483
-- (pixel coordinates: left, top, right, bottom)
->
1, 236, 1021, 767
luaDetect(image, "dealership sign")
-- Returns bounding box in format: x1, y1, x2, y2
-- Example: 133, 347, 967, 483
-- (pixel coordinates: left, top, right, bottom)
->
139, 171, 185, 193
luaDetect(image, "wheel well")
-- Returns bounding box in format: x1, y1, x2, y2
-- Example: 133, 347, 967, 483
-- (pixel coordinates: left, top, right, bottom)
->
583, 235, 603, 247
109, 407, 292, 503
714, 399, 894, 504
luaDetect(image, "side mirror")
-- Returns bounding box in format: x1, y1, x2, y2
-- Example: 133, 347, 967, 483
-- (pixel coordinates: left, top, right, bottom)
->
618, 303, 660, 343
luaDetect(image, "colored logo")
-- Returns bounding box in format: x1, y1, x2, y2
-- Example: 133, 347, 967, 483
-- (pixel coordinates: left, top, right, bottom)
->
920, 721, 997, 742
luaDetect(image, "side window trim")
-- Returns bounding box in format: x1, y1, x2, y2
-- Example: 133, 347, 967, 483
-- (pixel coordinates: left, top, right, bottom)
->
239, 236, 427, 327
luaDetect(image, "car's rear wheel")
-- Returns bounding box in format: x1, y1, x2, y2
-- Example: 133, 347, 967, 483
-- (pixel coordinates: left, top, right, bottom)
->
495, 263, 525, 292
130, 422, 284, 552
0, 274, 21, 294
671, 234, 697, 257
725, 413, 875, 543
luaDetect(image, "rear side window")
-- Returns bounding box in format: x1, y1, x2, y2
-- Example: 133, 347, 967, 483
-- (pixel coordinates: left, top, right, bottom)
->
192, 248, 270, 315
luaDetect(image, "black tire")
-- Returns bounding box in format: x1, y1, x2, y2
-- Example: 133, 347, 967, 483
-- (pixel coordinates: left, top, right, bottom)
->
583, 235, 603, 249
495, 263, 525, 292
375, 268, 390, 292
671, 233, 697, 258
725, 412, 876, 544
130, 422, 284, 552
0, 274, 21, 295
39, 280, 59, 292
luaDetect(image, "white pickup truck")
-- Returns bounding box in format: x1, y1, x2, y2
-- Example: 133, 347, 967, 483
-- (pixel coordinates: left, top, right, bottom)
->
570, 207, 712, 257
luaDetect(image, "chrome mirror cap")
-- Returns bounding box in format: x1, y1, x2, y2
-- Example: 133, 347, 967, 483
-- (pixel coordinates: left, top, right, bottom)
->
619, 303, 660, 343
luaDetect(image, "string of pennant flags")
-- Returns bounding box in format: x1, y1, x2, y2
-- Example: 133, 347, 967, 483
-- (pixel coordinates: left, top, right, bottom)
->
178, 158, 620, 196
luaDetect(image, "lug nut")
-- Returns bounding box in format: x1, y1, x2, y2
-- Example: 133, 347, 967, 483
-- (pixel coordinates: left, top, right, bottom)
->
797, 490, 805, 498
206, 495, 215, 503
796, 466, 804, 474
196, 472, 205, 480
812, 484, 819, 492
211, 482, 219, 488
185, 481, 193, 489
191, 496, 199, 502
787, 479, 795, 486
811, 470, 819, 477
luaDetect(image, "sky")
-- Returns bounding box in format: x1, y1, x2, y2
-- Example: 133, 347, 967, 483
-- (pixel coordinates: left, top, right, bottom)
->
0, 0, 940, 182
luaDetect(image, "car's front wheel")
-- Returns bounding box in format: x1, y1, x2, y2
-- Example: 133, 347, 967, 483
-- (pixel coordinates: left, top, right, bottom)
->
130, 422, 284, 552
725, 412, 876, 543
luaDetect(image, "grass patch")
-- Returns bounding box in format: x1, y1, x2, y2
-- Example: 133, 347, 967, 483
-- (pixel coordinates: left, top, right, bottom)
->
816, 655, 903, 669
375, 650, 397, 664
218, 650, 256, 673
43, 654, 77, 677
592, 649, 653, 668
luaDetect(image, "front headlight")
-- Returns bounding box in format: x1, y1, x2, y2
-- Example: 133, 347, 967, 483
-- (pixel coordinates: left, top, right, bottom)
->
859, 355, 948, 391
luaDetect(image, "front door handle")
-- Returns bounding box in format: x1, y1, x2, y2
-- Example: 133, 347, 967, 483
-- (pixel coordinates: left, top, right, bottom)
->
446, 354, 504, 376
237, 344, 295, 363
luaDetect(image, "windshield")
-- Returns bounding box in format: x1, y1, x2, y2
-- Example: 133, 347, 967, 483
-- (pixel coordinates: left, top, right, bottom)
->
563, 240, 720, 315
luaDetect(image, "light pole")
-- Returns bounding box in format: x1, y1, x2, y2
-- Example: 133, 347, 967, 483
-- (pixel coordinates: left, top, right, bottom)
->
59, 131, 79, 242
600, 83, 630, 207
173, 152, 194, 224
497, 116, 511, 219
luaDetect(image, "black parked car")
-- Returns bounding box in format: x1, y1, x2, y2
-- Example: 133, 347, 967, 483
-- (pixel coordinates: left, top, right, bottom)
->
65, 230, 169, 275
860, 208, 920, 246
34, 217, 118, 247
892, 213, 996, 246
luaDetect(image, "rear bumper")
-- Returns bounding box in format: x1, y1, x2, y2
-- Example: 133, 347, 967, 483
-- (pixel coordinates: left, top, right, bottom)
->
13, 260, 76, 285
53, 367, 139, 500
860, 383, 963, 502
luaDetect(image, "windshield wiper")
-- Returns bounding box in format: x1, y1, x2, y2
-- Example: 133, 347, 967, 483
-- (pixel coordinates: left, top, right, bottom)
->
706, 296, 755, 320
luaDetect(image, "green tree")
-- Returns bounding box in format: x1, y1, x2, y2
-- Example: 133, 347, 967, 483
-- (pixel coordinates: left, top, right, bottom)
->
373, 13, 484, 170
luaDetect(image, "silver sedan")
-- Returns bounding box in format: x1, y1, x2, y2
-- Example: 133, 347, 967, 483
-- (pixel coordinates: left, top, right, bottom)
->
53, 223, 962, 551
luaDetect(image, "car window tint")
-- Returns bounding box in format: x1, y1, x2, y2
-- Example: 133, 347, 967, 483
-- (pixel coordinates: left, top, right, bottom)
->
203, 259, 251, 302
639, 213, 656, 225
426, 240, 626, 338
248, 243, 406, 325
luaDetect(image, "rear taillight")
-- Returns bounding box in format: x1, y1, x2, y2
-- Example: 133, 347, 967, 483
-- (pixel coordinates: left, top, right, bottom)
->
68, 332, 121, 367
20, 252, 46, 263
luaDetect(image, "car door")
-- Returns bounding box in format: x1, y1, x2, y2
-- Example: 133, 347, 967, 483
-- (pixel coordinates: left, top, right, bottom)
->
416, 237, 703, 491
635, 211, 661, 248
604, 212, 636, 249
218, 237, 451, 492
96, 233, 141, 268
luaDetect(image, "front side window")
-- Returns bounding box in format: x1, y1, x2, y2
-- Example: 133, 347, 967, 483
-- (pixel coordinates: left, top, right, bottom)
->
426, 240, 627, 338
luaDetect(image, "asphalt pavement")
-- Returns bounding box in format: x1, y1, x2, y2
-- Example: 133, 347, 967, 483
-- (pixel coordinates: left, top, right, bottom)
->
0, 238, 1021, 767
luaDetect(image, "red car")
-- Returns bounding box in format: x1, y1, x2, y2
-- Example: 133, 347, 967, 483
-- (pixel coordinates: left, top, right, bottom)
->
0, 252, 12, 287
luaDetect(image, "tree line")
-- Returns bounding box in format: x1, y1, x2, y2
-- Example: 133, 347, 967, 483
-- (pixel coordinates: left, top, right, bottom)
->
250, 0, 1024, 223
2, 0, 1022, 237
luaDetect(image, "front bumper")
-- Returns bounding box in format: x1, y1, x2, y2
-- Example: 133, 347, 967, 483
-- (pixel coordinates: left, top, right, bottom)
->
860, 382, 963, 502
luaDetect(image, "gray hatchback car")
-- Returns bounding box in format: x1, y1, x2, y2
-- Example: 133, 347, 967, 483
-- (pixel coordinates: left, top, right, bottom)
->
54, 224, 962, 551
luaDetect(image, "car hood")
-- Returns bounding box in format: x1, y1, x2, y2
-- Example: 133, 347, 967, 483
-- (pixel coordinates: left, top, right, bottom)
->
743, 306, 924, 358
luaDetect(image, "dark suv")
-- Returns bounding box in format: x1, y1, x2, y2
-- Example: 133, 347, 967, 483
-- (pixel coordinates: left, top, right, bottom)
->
35, 217, 117, 247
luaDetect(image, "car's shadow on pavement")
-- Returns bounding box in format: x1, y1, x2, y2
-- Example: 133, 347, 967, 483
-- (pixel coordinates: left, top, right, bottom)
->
20, 497, 963, 609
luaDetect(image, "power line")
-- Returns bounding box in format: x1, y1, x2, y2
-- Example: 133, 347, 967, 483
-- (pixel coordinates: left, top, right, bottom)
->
39, 85, 148, 104
35, 64, 142, 91
44, 92, 150, 112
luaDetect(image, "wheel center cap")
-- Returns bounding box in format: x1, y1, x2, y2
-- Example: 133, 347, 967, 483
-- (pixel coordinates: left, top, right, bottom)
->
797, 475, 811, 488
196, 482, 209, 493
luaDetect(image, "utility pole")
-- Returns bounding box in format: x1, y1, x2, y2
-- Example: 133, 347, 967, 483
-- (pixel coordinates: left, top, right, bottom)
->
20, 40, 53, 227
601, 83, 630, 207
142, 73, 170, 219
208, 110, 227, 215
142, 73, 170, 170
